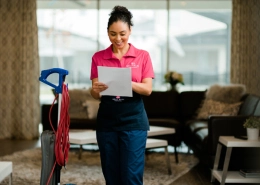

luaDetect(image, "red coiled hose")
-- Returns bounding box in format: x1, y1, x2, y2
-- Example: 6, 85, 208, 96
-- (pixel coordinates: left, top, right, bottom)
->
47, 83, 70, 185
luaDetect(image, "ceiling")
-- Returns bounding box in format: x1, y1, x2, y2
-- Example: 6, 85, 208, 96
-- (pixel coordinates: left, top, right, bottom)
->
37, 0, 232, 10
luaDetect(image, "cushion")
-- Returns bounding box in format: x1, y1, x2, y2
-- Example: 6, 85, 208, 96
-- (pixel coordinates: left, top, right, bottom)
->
196, 99, 242, 120
206, 84, 246, 103
82, 100, 100, 119
68, 88, 98, 119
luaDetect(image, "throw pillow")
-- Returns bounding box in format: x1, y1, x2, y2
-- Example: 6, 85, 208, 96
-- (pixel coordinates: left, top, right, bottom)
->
69, 88, 95, 119
196, 99, 242, 120
82, 100, 100, 119
206, 84, 246, 103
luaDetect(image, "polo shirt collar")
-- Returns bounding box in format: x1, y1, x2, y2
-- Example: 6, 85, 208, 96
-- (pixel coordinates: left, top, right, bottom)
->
103, 43, 136, 59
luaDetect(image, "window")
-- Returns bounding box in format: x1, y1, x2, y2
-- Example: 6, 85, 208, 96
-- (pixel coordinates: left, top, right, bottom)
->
37, 0, 231, 103
169, 1, 231, 91
37, 1, 98, 103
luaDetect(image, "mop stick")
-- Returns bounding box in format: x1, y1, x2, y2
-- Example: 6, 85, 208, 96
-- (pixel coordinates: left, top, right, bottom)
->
56, 93, 62, 185
39, 68, 69, 185
55, 73, 67, 185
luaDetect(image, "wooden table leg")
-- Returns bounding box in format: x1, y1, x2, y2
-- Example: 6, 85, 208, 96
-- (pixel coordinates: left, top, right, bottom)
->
174, 146, 179, 164
78, 145, 83, 160
9, 173, 12, 185
164, 146, 172, 175
220, 147, 232, 185
211, 143, 222, 182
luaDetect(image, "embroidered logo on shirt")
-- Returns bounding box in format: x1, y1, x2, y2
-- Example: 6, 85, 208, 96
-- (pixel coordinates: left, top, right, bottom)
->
112, 96, 125, 102
126, 62, 139, 68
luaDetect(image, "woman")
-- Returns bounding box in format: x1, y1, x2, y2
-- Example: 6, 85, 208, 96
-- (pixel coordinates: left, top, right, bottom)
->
90, 5, 154, 185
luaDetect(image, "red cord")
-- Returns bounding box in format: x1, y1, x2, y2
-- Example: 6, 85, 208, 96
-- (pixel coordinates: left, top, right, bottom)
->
46, 83, 70, 185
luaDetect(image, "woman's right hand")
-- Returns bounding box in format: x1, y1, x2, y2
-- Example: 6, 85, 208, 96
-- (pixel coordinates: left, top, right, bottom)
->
92, 81, 108, 93
90, 78, 108, 99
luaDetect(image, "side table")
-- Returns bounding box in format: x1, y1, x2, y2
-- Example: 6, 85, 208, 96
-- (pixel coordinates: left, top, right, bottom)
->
0, 162, 12, 185
211, 136, 260, 185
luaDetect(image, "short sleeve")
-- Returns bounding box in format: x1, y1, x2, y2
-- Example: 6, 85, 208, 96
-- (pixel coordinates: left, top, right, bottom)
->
142, 51, 154, 80
90, 55, 98, 80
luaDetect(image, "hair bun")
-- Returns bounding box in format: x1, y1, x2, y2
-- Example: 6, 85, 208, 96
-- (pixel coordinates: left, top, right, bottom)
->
111, 5, 133, 20
107, 5, 133, 29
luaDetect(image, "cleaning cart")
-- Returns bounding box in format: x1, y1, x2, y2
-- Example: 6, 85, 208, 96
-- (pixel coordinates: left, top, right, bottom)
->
39, 68, 71, 185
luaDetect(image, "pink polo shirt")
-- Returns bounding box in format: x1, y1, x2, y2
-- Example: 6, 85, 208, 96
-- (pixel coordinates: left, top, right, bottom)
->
90, 43, 154, 82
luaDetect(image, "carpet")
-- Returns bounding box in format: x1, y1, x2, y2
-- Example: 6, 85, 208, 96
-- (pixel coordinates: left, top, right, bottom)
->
0, 148, 199, 185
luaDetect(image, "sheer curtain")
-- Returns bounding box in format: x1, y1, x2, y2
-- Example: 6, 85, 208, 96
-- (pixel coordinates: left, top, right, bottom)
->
231, 0, 260, 96
0, 0, 40, 139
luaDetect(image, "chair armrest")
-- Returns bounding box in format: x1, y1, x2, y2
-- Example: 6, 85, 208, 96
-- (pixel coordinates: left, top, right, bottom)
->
207, 115, 249, 155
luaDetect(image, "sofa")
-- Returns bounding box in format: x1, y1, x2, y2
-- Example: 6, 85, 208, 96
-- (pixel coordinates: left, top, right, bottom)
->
181, 86, 260, 170
41, 84, 260, 170
42, 88, 99, 132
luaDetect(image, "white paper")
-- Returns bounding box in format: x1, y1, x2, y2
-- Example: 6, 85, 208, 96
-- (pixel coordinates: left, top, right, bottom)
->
98, 66, 132, 97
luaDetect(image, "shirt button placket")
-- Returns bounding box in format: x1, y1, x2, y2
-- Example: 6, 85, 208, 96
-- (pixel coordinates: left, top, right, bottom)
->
121, 58, 125, 67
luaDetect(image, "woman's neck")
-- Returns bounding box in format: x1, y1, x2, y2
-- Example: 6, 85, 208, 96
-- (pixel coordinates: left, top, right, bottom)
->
112, 44, 130, 60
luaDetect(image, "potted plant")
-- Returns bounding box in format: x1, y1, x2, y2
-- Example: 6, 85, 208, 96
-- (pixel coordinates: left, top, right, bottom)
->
164, 71, 184, 91
243, 116, 260, 140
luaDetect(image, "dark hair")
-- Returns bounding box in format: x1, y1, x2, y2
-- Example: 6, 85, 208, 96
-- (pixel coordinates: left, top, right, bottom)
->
107, 6, 133, 30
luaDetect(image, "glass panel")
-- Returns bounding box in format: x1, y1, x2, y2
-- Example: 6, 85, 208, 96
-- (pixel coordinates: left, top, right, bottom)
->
37, 0, 232, 103
37, 1, 98, 104
168, 1, 232, 91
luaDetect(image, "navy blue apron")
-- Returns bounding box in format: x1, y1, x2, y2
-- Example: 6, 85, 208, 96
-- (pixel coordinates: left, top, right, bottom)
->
96, 92, 149, 131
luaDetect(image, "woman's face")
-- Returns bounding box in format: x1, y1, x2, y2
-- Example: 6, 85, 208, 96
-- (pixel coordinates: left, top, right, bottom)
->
108, 21, 131, 50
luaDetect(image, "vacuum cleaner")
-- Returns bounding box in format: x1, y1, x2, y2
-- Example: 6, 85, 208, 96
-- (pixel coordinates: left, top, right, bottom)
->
39, 68, 75, 185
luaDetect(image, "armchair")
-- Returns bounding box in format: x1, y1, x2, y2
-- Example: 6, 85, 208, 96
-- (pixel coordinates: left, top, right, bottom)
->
184, 93, 260, 170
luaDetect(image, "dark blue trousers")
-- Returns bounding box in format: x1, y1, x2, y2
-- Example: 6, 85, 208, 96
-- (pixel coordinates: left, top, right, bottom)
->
96, 130, 147, 185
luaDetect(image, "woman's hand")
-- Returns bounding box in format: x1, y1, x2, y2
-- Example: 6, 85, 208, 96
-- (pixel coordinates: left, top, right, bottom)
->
92, 81, 108, 93
132, 78, 153, 96
90, 78, 108, 99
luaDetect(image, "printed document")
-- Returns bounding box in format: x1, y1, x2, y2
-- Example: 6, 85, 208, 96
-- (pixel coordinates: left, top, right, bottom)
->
98, 66, 132, 97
